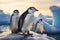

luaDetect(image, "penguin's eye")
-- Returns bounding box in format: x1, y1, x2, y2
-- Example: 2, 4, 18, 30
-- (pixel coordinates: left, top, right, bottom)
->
14, 11, 19, 13
30, 8, 34, 10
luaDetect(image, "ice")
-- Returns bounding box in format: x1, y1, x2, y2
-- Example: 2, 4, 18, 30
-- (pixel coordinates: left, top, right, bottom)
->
43, 21, 60, 33
0, 32, 55, 40
0, 10, 10, 26
0, 26, 55, 40
34, 6, 60, 33
50, 6, 60, 27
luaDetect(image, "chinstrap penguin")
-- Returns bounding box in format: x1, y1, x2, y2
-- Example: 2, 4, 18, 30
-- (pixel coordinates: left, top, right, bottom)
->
18, 7, 38, 35
10, 10, 19, 34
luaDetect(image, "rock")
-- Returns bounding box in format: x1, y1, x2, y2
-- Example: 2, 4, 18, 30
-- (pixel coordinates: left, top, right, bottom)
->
0, 31, 55, 40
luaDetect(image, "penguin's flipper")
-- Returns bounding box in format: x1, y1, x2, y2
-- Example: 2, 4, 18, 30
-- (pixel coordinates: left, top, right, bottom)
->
18, 19, 24, 32
10, 14, 14, 33
10, 14, 14, 27
10, 15, 12, 29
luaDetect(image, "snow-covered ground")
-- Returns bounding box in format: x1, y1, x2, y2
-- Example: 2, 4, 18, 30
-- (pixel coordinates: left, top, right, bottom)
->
0, 25, 55, 40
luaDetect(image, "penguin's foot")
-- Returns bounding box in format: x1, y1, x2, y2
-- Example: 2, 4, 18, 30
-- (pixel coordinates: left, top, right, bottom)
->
28, 33, 33, 35
17, 32, 23, 35
23, 33, 33, 37
23, 31, 33, 36
22, 31, 33, 36
27, 31, 33, 35
11, 30, 19, 34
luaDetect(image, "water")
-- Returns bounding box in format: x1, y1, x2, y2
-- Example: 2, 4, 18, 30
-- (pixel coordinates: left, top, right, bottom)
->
47, 33, 60, 40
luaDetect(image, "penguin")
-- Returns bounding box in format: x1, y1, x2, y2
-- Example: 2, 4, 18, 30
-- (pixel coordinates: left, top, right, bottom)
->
18, 7, 38, 35
10, 10, 19, 33
35, 19, 45, 34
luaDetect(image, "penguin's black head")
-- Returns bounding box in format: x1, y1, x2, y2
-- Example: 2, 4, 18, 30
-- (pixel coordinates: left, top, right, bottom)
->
28, 7, 38, 13
13, 9, 19, 15
39, 19, 42, 21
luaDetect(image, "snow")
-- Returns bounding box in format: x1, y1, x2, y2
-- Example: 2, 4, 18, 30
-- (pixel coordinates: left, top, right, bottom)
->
0, 26, 55, 40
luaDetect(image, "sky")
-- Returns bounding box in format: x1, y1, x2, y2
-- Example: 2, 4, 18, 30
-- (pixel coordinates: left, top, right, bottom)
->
0, 0, 60, 17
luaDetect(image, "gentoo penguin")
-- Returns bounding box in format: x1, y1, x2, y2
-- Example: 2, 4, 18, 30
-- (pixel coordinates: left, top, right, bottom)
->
10, 10, 19, 33
18, 7, 38, 35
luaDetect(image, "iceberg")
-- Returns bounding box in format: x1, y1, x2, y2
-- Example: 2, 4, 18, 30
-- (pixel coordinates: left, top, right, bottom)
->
45, 18, 53, 25
0, 10, 10, 26
43, 21, 60, 33
38, 13, 46, 20
43, 6, 60, 33
45, 15, 53, 25
34, 6, 60, 33
50, 6, 60, 27
38, 13, 52, 25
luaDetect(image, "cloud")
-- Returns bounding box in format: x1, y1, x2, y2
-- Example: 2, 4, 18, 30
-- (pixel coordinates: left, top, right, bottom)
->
35, 0, 60, 4
0, 0, 60, 5
53, 0, 60, 4
0, 0, 60, 16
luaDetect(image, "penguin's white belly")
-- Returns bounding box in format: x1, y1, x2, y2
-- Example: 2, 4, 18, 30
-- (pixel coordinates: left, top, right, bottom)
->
10, 15, 19, 31
22, 14, 34, 33
36, 24, 44, 33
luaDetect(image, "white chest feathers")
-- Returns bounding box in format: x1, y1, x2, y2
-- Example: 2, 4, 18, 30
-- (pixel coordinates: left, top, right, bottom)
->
22, 14, 34, 33
10, 15, 19, 31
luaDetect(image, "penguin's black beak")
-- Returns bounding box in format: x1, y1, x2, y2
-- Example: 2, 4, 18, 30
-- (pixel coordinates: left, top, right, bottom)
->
29, 7, 38, 11
36, 9, 38, 11
35, 8, 38, 11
